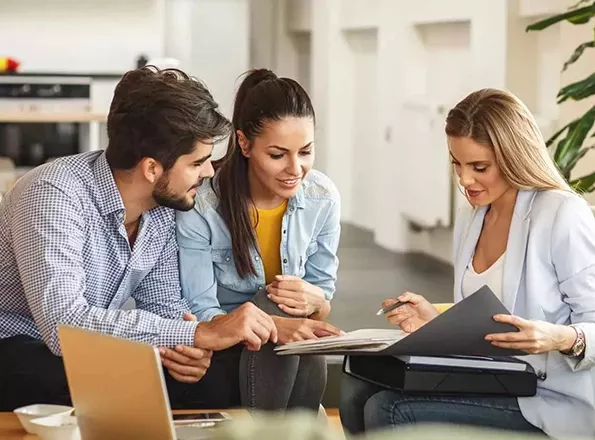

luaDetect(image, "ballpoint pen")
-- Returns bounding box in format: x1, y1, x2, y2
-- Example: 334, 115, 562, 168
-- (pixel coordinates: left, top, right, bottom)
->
376, 301, 406, 316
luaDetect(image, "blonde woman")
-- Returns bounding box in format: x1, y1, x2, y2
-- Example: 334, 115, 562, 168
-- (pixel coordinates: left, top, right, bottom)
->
339, 89, 595, 438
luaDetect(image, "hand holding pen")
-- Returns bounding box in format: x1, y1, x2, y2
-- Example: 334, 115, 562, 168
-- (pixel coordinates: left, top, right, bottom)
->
378, 292, 440, 333
376, 301, 406, 316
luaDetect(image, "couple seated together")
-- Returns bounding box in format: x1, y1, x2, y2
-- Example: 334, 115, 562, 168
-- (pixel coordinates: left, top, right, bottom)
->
1, 65, 595, 439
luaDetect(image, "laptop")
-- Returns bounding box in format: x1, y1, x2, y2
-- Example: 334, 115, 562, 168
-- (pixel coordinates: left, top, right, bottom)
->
57, 324, 229, 440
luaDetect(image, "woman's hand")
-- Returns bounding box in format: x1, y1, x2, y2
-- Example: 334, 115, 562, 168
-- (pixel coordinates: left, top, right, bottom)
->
160, 313, 212, 383
485, 315, 578, 354
382, 292, 439, 333
266, 275, 326, 317
272, 316, 343, 344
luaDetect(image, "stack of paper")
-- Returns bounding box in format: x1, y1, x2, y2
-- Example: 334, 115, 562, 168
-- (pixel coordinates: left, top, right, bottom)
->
274, 329, 407, 355
395, 355, 528, 371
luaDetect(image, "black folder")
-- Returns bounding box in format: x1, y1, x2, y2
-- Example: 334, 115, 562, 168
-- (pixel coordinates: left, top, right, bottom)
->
343, 354, 538, 397
375, 285, 524, 357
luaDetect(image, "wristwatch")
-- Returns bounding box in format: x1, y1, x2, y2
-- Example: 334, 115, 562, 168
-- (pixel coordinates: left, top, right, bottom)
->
561, 325, 586, 357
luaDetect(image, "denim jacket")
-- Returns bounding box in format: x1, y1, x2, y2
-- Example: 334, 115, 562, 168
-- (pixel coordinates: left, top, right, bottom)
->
176, 169, 341, 322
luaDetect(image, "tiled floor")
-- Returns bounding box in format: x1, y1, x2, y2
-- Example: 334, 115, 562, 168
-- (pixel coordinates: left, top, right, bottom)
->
326, 223, 454, 331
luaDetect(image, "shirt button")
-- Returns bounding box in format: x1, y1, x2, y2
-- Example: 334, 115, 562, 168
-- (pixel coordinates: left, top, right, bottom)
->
289, 207, 295, 212
259, 285, 264, 290
283, 259, 288, 264
283, 230, 286, 234
255, 256, 260, 261
225, 257, 230, 262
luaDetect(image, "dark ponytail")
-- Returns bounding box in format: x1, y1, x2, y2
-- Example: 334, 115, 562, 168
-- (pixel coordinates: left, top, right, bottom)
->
213, 68, 315, 278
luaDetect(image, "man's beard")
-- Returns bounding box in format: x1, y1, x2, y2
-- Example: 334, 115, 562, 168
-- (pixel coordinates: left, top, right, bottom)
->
152, 175, 196, 211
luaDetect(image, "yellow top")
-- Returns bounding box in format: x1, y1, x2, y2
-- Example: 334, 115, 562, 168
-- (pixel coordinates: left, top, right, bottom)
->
253, 200, 288, 284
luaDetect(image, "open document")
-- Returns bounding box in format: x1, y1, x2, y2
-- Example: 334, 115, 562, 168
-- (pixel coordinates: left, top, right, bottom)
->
274, 285, 524, 357
274, 328, 408, 355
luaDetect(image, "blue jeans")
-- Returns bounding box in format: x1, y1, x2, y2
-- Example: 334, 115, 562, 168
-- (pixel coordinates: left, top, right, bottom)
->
339, 374, 544, 435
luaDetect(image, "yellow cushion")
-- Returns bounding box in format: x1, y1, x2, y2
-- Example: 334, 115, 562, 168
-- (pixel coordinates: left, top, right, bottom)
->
433, 303, 454, 314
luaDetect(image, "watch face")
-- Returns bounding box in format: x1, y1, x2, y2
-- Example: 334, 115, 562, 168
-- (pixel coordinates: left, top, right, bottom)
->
576, 340, 586, 356
572, 333, 586, 356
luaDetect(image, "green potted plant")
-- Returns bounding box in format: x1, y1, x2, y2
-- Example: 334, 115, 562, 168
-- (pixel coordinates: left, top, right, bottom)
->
526, 0, 595, 194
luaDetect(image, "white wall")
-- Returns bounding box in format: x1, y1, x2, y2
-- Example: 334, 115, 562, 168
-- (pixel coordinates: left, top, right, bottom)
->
163, 0, 249, 160
340, 0, 380, 30
0, 0, 165, 74
191, 0, 249, 120
311, 0, 356, 221
249, 0, 277, 70
398, 21, 471, 232
293, 34, 313, 94
346, 30, 379, 231
535, 26, 563, 130
285, 0, 312, 32
519, 0, 568, 17
163, 0, 249, 121
164, 0, 194, 71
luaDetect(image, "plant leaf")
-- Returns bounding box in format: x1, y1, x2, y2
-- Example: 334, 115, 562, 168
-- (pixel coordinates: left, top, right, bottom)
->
568, 4, 595, 24
546, 119, 574, 147
557, 73, 595, 103
570, 0, 592, 10
561, 145, 595, 176
571, 169, 595, 193
526, 5, 595, 31
563, 40, 595, 71
569, 12, 595, 24
554, 107, 595, 168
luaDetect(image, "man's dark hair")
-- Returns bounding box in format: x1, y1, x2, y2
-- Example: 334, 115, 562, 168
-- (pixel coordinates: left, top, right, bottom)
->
105, 66, 231, 171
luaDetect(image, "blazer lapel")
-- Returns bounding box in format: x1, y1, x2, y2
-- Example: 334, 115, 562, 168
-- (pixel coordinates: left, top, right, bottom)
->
454, 206, 487, 302
501, 191, 535, 313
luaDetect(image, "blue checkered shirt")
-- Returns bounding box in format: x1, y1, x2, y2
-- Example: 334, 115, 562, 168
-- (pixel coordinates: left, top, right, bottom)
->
0, 151, 198, 355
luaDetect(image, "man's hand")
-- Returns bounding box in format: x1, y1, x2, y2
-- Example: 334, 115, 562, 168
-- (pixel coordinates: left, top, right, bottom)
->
194, 302, 278, 351
266, 275, 326, 317
161, 312, 212, 383
273, 316, 343, 344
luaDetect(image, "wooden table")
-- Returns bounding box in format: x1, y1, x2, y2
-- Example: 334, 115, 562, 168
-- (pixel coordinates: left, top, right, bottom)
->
0, 409, 248, 439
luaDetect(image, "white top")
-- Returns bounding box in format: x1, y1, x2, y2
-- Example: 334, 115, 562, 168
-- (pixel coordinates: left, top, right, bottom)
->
462, 252, 505, 300
453, 190, 595, 439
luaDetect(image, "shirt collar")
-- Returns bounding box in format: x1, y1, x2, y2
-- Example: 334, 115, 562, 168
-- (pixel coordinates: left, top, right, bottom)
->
289, 178, 306, 210
92, 152, 126, 217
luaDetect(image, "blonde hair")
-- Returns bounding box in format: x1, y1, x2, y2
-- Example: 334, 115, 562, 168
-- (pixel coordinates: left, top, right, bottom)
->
445, 88, 571, 192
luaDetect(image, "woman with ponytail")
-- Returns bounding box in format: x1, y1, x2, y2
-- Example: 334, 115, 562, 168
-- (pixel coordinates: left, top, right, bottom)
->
176, 69, 343, 411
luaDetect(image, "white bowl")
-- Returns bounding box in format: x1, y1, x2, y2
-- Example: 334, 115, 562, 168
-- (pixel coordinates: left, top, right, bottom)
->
29, 414, 80, 440
13, 404, 74, 434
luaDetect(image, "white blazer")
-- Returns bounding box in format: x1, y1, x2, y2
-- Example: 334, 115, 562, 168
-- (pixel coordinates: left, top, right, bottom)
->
453, 189, 595, 439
